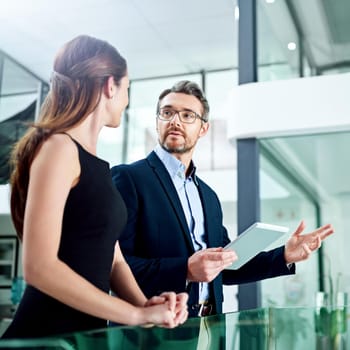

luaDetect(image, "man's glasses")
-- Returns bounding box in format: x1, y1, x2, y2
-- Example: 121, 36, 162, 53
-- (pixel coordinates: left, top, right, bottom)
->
157, 108, 207, 124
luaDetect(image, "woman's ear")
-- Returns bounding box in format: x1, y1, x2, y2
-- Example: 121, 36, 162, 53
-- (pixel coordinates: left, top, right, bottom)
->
104, 76, 116, 99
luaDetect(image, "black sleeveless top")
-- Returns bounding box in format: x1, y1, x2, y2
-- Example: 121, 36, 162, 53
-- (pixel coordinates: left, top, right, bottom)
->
2, 137, 127, 339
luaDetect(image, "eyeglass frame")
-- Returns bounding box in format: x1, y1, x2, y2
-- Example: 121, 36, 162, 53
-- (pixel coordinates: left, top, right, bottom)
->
157, 107, 208, 124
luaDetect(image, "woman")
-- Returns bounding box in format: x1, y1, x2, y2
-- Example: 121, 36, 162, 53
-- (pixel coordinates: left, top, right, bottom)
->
2, 35, 188, 339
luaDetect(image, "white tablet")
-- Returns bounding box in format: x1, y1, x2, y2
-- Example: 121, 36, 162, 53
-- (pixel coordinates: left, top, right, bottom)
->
224, 222, 289, 270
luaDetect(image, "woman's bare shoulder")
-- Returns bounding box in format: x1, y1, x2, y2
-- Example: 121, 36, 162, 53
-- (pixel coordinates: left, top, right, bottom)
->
31, 133, 80, 177
38, 133, 77, 159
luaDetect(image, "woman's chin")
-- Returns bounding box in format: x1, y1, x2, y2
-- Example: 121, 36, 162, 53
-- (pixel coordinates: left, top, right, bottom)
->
106, 121, 121, 128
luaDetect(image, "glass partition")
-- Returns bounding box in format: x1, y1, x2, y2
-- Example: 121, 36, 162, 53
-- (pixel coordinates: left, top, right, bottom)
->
259, 138, 318, 308
0, 53, 48, 186
1, 306, 349, 349
257, 0, 350, 80
0, 52, 48, 308
259, 131, 350, 310
257, 0, 302, 82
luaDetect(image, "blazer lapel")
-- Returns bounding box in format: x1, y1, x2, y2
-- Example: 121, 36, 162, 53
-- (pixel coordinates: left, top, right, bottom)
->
147, 152, 195, 252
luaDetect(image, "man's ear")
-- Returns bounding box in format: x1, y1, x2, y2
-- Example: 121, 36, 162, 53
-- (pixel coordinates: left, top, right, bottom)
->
199, 122, 210, 138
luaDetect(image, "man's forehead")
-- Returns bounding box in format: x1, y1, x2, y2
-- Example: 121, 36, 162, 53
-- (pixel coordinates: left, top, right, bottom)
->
160, 92, 203, 113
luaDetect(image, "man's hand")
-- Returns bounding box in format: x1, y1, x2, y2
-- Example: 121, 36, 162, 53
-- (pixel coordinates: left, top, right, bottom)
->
187, 247, 237, 283
284, 221, 334, 264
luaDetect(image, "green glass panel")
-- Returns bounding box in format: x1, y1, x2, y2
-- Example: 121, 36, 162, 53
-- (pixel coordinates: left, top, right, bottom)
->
2, 307, 348, 349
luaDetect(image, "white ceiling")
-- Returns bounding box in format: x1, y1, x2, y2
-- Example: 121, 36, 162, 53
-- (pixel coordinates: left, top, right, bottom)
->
1, 0, 349, 84
0, 0, 238, 82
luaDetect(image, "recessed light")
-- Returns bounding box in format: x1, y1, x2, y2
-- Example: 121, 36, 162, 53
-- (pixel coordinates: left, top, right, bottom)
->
287, 42, 297, 50
234, 5, 239, 20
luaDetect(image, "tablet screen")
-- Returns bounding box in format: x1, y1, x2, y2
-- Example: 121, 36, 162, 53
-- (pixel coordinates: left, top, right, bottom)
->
224, 222, 289, 270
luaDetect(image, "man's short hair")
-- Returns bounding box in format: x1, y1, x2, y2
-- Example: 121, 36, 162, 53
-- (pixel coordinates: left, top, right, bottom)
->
157, 80, 209, 122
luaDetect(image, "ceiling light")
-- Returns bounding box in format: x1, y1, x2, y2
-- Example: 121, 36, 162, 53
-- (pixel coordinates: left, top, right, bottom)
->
287, 42, 297, 50
234, 5, 239, 20
265, 0, 275, 3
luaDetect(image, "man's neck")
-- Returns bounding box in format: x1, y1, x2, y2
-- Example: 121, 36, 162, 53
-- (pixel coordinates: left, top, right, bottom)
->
171, 152, 192, 174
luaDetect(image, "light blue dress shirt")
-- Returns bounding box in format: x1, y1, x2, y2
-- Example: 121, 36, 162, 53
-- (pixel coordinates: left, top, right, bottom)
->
154, 145, 209, 302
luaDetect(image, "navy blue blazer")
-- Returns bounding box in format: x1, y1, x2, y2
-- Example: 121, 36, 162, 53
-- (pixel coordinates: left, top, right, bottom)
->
111, 151, 294, 314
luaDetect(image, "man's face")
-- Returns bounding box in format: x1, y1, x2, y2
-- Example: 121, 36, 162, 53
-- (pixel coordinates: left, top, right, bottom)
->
156, 92, 209, 155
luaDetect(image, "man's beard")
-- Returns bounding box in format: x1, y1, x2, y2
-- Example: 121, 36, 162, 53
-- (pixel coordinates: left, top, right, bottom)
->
159, 138, 195, 155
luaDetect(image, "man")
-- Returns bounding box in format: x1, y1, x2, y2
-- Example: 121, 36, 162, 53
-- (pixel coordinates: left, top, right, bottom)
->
111, 80, 333, 317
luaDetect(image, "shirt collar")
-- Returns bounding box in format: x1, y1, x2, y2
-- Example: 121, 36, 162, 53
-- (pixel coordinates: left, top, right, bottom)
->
154, 144, 198, 185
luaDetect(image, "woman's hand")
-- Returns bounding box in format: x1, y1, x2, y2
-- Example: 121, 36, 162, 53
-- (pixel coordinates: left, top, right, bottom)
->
173, 292, 188, 325
144, 291, 188, 327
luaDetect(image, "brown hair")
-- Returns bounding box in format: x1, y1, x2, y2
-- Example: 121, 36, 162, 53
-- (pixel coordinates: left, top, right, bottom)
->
156, 80, 210, 122
10, 35, 127, 239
